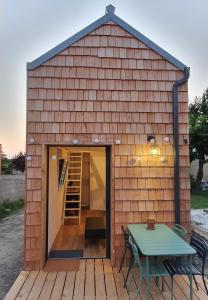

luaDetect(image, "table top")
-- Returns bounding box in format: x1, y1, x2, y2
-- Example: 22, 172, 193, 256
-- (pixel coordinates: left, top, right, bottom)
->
128, 224, 196, 256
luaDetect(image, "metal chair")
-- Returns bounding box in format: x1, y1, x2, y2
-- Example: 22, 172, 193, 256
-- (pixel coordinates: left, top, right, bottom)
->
164, 234, 208, 295
172, 224, 187, 240
128, 236, 173, 300
119, 225, 133, 288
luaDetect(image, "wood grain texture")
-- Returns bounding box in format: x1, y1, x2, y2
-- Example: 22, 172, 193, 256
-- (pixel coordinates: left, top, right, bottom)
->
25, 22, 190, 269
5, 260, 207, 300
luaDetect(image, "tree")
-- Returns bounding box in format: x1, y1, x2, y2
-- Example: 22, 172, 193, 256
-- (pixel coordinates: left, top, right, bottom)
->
1, 152, 13, 174
12, 152, 25, 172
189, 88, 208, 189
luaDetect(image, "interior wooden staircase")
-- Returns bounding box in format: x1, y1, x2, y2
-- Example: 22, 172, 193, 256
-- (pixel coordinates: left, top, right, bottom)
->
64, 152, 83, 223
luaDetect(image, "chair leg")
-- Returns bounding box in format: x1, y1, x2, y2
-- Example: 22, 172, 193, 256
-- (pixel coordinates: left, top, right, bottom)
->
127, 263, 135, 293
119, 247, 127, 273
124, 256, 133, 288
156, 276, 159, 287
170, 276, 173, 300
162, 277, 165, 292
134, 277, 142, 300
193, 275, 199, 290
202, 274, 208, 295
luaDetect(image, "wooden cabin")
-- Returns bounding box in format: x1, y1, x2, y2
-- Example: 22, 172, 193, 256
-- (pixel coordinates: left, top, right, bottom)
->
25, 5, 190, 270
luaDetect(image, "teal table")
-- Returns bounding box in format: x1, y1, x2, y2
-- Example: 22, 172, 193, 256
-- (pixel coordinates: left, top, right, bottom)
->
128, 224, 196, 300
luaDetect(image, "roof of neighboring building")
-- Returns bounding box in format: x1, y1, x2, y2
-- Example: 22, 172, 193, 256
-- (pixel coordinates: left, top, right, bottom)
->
27, 4, 188, 71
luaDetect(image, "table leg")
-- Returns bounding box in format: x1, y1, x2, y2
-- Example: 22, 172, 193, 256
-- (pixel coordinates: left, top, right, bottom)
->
146, 256, 150, 300
188, 255, 193, 300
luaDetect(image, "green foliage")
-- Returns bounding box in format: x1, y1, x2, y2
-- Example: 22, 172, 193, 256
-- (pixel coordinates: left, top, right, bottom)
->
189, 88, 208, 162
1, 153, 13, 174
0, 199, 24, 219
12, 152, 25, 172
189, 88, 208, 188
191, 190, 208, 209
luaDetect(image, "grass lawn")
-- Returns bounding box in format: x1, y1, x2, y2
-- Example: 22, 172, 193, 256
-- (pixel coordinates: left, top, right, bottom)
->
191, 190, 208, 209
0, 199, 24, 219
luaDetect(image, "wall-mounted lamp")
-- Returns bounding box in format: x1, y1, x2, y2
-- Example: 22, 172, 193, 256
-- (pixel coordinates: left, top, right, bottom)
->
160, 156, 167, 163
94, 138, 100, 144
147, 135, 155, 144
183, 135, 188, 144
115, 139, 121, 144
147, 135, 160, 157
150, 146, 160, 157
29, 137, 35, 144
164, 136, 169, 143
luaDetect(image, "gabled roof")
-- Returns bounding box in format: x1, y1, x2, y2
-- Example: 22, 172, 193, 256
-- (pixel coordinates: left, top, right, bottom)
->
27, 4, 187, 71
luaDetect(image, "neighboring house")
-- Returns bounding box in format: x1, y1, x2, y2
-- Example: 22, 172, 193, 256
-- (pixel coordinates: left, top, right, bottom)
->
25, 5, 190, 270
190, 159, 208, 181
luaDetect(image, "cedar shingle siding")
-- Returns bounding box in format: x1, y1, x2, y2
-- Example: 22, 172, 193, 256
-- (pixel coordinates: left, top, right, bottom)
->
25, 20, 190, 269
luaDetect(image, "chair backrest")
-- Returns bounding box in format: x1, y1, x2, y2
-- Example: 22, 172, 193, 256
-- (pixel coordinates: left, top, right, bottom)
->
121, 225, 130, 248
190, 234, 208, 272
129, 236, 142, 270
172, 224, 187, 240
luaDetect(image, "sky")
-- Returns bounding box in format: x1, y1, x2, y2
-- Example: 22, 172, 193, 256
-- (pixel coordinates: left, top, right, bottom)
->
0, 0, 208, 157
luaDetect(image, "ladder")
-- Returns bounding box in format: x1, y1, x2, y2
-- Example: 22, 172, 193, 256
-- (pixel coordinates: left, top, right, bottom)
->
64, 152, 83, 223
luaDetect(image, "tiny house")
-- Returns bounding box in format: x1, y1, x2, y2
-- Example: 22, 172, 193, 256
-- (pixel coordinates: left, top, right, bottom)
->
25, 5, 190, 270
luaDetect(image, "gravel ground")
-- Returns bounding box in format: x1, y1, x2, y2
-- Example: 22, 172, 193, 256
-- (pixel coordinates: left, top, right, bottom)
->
0, 209, 24, 300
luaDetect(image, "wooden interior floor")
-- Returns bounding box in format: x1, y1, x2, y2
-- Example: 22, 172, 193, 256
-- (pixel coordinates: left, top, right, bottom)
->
5, 259, 208, 300
51, 207, 106, 258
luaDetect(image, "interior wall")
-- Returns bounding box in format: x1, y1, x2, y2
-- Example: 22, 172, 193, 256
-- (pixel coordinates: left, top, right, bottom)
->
67, 147, 106, 211
90, 149, 106, 211
48, 147, 67, 253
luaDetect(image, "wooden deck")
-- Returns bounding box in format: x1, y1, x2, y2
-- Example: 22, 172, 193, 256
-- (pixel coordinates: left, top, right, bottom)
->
4, 259, 208, 300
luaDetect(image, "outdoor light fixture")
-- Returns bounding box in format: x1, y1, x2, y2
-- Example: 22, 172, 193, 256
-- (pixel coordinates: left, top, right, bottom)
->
115, 139, 121, 144
94, 138, 99, 144
150, 146, 160, 157
29, 137, 35, 144
164, 136, 169, 142
147, 135, 155, 144
147, 135, 160, 157
160, 156, 167, 163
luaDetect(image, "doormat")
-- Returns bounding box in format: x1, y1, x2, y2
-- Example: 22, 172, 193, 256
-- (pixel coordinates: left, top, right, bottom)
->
43, 259, 80, 272
49, 250, 84, 259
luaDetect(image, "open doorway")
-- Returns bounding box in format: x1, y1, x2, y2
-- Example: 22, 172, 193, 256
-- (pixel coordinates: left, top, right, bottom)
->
46, 146, 110, 260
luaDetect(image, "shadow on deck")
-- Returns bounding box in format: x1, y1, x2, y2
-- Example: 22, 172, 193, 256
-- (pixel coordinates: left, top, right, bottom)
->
4, 259, 208, 299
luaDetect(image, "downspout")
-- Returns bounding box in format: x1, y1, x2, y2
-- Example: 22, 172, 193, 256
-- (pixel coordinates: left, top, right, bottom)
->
172, 67, 190, 224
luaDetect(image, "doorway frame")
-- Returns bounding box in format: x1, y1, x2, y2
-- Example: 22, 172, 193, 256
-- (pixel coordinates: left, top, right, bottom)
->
45, 144, 111, 261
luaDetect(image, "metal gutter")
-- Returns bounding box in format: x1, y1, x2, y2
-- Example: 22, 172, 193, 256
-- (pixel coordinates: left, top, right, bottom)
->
27, 5, 188, 71
172, 67, 190, 224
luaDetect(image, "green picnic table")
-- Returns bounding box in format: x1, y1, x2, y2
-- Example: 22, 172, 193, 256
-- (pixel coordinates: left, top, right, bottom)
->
128, 224, 196, 300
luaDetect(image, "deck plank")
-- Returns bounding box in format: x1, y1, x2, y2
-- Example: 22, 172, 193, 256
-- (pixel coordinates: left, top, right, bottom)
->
61, 271, 76, 300
4, 259, 208, 300
27, 271, 48, 300
84, 259, 95, 300
73, 259, 86, 300
182, 275, 208, 299
174, 275, 200, 300
50, 272, 66, 300
39, 272, 57, 300
95, 259, 106, 300
16, 271, 39, 300
113, 268, 129, 300
4, 271, 29, 300
103, 259, 118, 300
